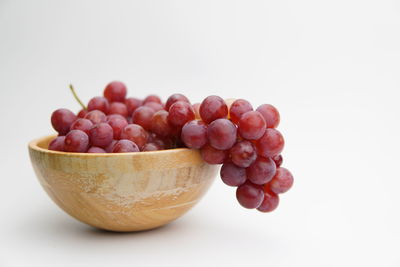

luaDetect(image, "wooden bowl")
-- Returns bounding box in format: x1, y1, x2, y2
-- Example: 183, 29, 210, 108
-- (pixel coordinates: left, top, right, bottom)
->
28, 135, 219, 232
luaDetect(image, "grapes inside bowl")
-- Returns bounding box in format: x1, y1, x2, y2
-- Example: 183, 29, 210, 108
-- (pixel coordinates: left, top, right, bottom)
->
28, 82, 294, 231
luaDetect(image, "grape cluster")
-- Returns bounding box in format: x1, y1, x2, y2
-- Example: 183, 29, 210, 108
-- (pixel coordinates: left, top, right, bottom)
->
49, 81, 293, 212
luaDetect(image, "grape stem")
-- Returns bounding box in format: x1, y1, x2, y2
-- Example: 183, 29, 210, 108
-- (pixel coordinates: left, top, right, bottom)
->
69, 84, 87, 110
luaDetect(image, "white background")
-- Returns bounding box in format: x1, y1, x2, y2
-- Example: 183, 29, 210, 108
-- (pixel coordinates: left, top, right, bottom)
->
1, 0, 400, 266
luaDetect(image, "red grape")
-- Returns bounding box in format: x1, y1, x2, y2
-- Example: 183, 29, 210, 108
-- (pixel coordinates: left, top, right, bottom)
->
257, 190, 279, 212
112, 139, 139, 153
168, 101, 195, 127
256, 104, 280, 128
246, 156, 276, 185
151, 110, 173, 137
51, 108, 77, 135
144, 102, 164, 112
236, 181, 264, 209
84, 110, 107, 124
229, 99, 253, 124
132, 106, 155, 130
238, 111, 266, 140
48, 136, 65, 151
104, 81, 127, 102
105, 139, 117, 153
64, 130, 89, 152
255, 128, 284, 158
269, 167, 294, 194
70, 118, 93, 134
200, 144, 227, 164
108, 102, 128, 117
120, 124, 148, 150
106, 114, 128, 139
181, 120, 207, 149
192, 103, 201, 119
272, 154, 283, 168
199, 95, 228, 124
142, 143, 160, 151
77, 109, 88, 118
220, 162, 247, 186
125, 97, 142, 116
165, 94, 190, 110
87, 96, 109, 113
230, 140, 257, 168
88, 123, 114, 148
87, 146, 106, 153
143, 95, 162, 105
207, 119, 237, 150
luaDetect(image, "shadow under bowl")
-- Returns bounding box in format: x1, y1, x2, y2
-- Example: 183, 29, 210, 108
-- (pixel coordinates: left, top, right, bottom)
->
28, 135, 219, 232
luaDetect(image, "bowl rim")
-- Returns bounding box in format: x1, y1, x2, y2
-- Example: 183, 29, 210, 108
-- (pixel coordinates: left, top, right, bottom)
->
28, 135, 193, 157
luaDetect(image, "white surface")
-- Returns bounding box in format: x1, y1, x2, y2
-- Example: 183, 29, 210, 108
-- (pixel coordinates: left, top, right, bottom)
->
1, 0, 400, 266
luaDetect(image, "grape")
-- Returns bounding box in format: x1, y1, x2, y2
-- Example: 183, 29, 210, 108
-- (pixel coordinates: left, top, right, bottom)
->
199, 95, 228, 124
51, 108, 77, 135
220, 163, 247, 186
272, 154, 283, 168
246, 156, 276, 185
84, 110, 107, 124
192, 103, 201, 119
229, 99, 253, 124
143, 95, 162, 105
207, 119, 237, 150
106, 114, 128, 139
269, 167, 294, 194
48, 136, 65, 151
255, 128, 284, 158
256, 104, 280, 128
105, 139, 117, 153
87, 147, 106, 153
144, 102, 164, 112
108, 102, 128, 117
87, 96, 109, 113
88, 123, 114, 148
143, 143, 160, 151
236, 181, 264, 209
77, 109, 88, 118
230, 140, 257, 168
181, 120, 207, 149
64, 130, 89, 152
238, 111, 266, 140
200, 144, 227, 164
151, 110, 173, 137
167, 101, 195, 127
132, 106, 155, 130
120, 124, 148, 150
125, 97, 142, 116
257, 190, 279, 212
70, 118, 93, 134
104, 81, 127, 102
165, 94, 190, 110
112, 139, 140, 153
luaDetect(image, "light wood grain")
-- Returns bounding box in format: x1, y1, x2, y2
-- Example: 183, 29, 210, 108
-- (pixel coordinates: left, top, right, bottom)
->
28, 135, 219, 232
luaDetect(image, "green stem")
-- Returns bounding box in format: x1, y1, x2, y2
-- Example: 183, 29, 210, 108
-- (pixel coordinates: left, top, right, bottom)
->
69, 84, 87, 110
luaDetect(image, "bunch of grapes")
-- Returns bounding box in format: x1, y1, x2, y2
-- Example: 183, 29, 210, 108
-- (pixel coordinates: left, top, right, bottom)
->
49, 81, 293, 212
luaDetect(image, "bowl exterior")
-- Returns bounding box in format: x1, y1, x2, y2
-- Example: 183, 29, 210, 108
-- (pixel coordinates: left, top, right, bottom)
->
29, 136, 218, 232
